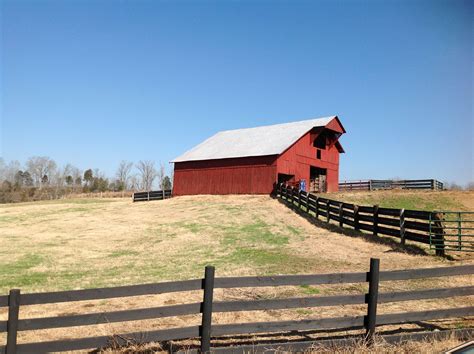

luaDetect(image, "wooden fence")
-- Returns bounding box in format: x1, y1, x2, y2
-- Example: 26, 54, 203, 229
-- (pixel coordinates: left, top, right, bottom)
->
1, 260, 473, 353
276, 183, 447, 256
132, 189, 172, 202
339, 179, 444, 191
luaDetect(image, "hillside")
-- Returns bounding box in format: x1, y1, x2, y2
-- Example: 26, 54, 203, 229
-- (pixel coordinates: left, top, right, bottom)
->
1, 194, 471, 293
0, 195, 472, 348
332, 189, 474, 211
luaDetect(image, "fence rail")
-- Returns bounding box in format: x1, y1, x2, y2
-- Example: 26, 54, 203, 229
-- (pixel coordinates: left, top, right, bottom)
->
274, 183, 471, 254
339, 179, 444, 191
1, 260, 473, 353
132, 189, 172, 202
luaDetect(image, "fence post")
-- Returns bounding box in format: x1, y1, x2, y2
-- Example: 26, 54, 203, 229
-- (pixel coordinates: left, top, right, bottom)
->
315, 197, 319, 219
132, 192, 135, 203
431, 179, 435, 190
400, 209, 405, 245
147, 191, 150, 201
432, 213, 446, 257
200, 266, 215, 353
373, 205, 379, 236
354, 205, 360, 231
365, 258, 380, 344
163, 190, 165, 200
339, 202, 344, 227
6, 289, 20, 354
326, 200, 330, 223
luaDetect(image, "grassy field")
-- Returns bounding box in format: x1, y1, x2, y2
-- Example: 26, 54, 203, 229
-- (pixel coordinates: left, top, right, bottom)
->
1, 192, 473, 293
0, 192, 472, 349
333, 189, 474, 211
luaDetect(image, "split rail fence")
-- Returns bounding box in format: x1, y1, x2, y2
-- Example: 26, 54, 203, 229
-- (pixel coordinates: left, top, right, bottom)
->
339, 179, 444, 191
1, 260, 474, 353
132, 189, 172, 202
276, 183, 451, 255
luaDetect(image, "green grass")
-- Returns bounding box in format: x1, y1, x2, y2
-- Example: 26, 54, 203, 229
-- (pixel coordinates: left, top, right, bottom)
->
0, 254, 49, 288
300, 284, 320, 295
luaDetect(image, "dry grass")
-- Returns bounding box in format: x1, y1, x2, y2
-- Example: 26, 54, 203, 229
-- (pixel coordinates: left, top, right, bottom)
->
100, 333, 470, 353
0, 194, 472, 350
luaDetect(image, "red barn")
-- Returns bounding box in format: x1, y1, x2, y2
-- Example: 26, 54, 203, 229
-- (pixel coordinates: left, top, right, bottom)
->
172, 116, 345, 195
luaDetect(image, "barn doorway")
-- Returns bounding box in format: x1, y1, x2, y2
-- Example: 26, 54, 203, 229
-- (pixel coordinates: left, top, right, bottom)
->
278, 173, 295, 185
310, 166, 327, 192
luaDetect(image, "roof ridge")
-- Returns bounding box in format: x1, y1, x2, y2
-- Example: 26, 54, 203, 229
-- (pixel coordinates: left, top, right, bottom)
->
218, 116, 336, 134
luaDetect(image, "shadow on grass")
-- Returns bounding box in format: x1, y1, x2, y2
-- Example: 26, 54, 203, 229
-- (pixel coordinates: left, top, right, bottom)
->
273, 197, 438, 258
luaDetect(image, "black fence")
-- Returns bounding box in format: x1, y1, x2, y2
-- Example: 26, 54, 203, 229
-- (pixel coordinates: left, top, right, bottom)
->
132, 189, 172, 202
1, 259, 473, 353
339, 179, 444, 191
276, 183, 447, 256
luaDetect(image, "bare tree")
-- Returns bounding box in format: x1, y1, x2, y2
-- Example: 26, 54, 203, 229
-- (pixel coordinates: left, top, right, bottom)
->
129, 174, 140, 191
157, 162, 166, 190
71, 166, 82, 188
136, 160, 157, 191
2, 160, 21, 183
0, 158, 5, 182
116, 160, 133, 190
26, 156, 57, 189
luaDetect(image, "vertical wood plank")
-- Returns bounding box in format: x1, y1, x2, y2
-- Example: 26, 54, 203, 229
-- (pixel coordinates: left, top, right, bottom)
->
431, 212, 445, 257
326, 200, 330, 223
339, 203, 344, 227
6, 289, 20, 354
354, 205, 360, 231
200, 266, 215, 353
373, 205, 379, 236
306, 192, 310, 213
365, 258, 380, 344
315, 196, 319, 219
400, 209, 406, 245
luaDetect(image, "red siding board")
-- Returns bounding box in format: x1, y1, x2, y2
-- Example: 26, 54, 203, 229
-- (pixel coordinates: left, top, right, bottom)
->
173, 156, 277, 195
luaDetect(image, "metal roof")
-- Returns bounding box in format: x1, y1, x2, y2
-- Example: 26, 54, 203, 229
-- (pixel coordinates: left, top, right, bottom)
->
172, 116, 337, 163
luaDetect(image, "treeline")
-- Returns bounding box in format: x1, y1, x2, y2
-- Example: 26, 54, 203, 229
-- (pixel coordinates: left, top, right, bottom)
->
0, 157, 172, 203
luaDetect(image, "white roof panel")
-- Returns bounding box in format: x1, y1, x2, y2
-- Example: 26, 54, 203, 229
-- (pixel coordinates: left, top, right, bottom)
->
172, 116, 336, 163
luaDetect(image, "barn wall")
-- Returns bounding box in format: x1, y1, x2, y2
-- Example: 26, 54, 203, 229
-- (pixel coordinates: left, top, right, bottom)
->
276, 129, 341, 192
173, 156, 278, 195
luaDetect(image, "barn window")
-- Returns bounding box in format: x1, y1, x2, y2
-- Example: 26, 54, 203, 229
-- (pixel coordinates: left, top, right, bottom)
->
317, 149, 322, 159
314, 132, 327, 149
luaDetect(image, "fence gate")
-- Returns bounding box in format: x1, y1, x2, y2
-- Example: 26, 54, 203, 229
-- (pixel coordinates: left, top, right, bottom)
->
430, 212, 474, 252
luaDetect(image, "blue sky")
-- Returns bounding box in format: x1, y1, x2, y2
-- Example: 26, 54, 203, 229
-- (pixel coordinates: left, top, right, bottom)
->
1, 0, 472, 184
